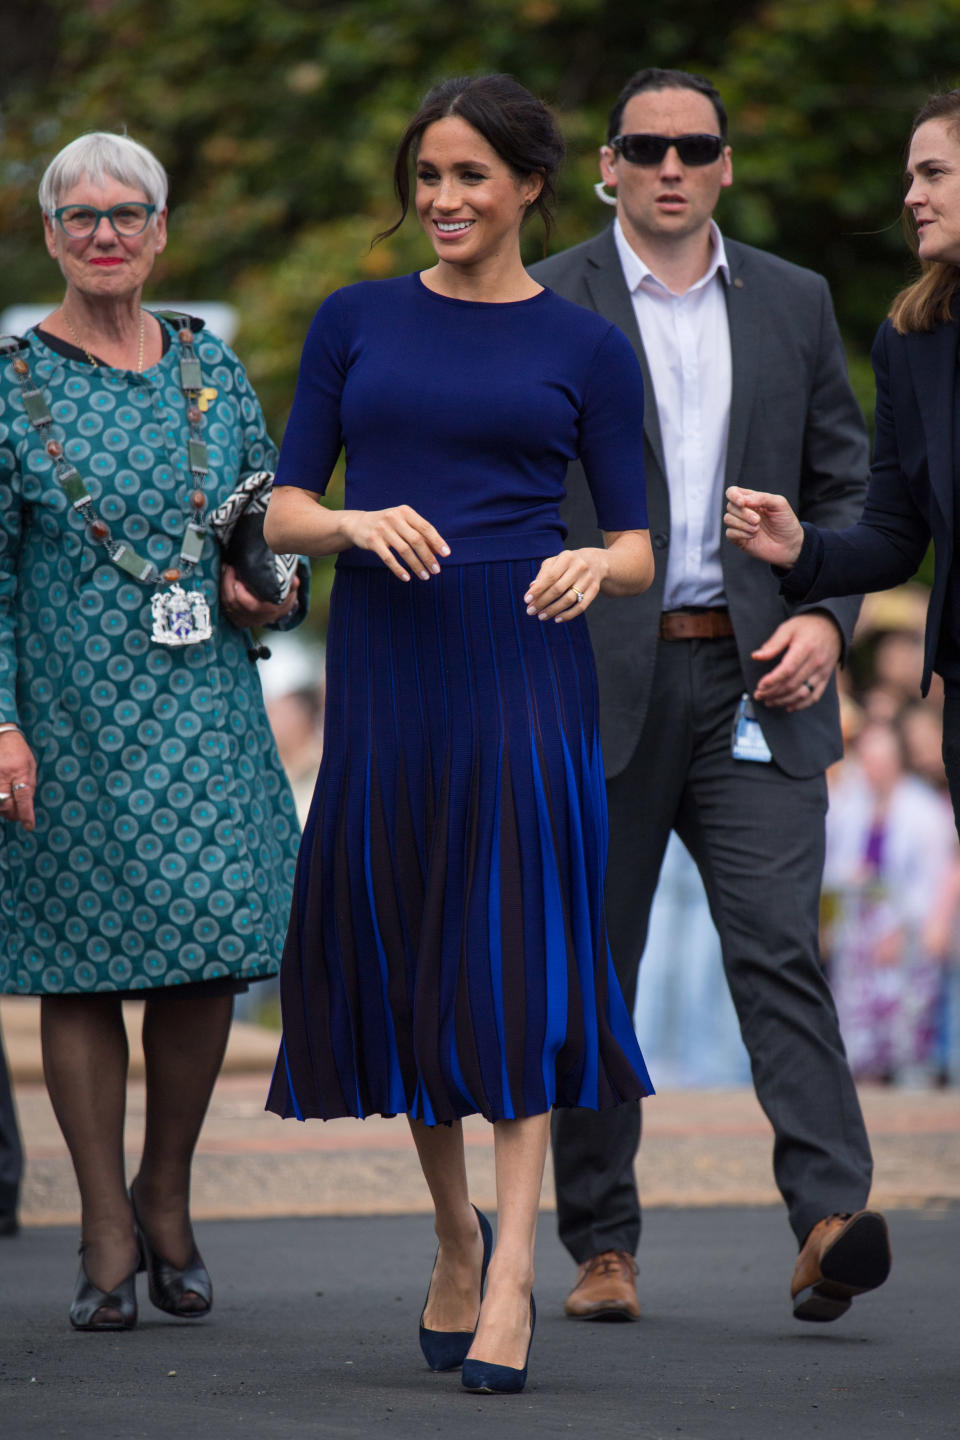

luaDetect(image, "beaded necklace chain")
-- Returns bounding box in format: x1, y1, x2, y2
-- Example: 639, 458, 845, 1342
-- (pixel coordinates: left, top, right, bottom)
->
61, 308, 145, 374
0, 318, 209, 590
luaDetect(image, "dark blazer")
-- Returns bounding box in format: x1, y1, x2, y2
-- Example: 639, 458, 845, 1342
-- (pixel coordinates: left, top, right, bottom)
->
783, 314, 958, 696
530, 226, 869, 779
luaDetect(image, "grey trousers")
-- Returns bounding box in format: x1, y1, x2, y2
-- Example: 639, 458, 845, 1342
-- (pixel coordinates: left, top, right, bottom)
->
552, 637, 873, 1260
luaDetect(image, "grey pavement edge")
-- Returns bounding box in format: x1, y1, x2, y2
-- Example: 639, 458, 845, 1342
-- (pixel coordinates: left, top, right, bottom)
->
1, 1208, 957, 1440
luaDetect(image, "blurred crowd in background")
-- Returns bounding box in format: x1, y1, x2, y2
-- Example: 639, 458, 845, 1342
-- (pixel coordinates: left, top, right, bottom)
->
822, 588, 960, 1090
232, 636, 324, 1026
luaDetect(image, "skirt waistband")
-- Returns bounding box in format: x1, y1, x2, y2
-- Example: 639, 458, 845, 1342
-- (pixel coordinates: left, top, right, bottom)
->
336, 531, 563, 569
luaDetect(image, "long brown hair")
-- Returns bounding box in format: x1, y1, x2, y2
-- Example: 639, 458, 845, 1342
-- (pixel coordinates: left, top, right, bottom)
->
889, 90, 960, 335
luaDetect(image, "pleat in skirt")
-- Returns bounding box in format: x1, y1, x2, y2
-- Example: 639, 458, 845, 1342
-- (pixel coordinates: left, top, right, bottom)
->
266, 558, 653, 1125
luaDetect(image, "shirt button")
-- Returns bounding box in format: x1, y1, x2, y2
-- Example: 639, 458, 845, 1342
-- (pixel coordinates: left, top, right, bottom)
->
653, 532, 668, 550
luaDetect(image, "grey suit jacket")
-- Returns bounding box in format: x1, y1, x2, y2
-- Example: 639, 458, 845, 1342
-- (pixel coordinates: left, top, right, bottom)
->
530, 227, 869, 780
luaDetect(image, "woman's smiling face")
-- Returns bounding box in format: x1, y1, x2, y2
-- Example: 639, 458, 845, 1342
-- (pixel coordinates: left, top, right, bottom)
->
44, 174, 167, 301
415, 116, 541, 270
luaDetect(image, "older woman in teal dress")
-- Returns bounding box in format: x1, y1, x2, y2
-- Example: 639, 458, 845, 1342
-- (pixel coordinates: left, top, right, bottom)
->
0, 132, 301, 1330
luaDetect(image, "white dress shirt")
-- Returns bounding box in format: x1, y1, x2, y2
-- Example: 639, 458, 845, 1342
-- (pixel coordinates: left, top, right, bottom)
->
613, 218, 732, 610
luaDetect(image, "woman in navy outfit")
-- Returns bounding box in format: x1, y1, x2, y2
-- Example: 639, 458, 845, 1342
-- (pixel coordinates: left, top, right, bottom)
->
724, 89, 960, 838
265, 74, 654, 1393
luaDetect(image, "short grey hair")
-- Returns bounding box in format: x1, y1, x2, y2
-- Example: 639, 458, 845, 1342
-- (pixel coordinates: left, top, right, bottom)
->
38, 132, 168, 214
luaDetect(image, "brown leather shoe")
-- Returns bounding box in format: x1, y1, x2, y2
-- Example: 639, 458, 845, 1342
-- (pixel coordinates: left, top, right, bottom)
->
791, 1210, 892, 1322
563, 1250, 640, 1321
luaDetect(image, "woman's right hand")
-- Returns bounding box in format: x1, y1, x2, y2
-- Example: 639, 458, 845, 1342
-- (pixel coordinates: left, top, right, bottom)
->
0, 729, 37, 832
724, 487, 805, 569
341, 505, 450, 582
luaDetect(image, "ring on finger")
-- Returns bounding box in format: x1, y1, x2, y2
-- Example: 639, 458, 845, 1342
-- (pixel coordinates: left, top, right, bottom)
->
804, 679, 815, 693
12, 782, 27, 792
572, 588, 585, 604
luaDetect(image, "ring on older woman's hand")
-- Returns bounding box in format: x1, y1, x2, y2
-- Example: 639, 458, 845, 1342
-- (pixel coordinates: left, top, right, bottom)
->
11, 782, 27, 792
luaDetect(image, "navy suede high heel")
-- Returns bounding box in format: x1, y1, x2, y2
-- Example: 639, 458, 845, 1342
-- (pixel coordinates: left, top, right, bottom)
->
419, 1205, 493, 1371
461, 1295, 536, 1395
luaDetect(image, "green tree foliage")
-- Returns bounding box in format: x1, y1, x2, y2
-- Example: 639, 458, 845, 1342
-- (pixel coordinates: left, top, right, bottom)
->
2, 0, 958, 616
0, 1, 761, 415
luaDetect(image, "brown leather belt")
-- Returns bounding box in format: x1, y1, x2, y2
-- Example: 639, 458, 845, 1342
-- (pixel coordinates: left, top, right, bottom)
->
659, 608, 734, 641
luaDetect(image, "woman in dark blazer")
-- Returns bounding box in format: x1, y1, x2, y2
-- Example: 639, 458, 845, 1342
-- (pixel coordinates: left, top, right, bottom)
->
725, 87, 960, 832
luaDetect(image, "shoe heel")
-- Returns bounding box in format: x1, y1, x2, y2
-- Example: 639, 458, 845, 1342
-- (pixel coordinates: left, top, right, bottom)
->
130, 1184, 212, 1319
419, 1205, 493, 1371
792, 1282, 852, 1323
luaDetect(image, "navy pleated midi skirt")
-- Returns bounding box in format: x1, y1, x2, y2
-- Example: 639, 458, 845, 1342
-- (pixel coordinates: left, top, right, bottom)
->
267, 558, 653, 1125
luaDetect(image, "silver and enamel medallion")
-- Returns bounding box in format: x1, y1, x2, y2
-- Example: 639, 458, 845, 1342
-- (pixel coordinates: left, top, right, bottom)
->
151, 585, 212, 646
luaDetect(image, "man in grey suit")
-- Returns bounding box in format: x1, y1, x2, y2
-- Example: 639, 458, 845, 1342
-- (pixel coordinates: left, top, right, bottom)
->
531, 67, 892, 1324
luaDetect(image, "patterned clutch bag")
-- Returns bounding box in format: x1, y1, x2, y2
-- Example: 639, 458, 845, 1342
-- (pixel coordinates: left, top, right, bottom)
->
208, 470, 298, 605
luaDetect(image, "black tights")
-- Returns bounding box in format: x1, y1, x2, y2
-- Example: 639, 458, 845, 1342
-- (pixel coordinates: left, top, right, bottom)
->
41, 989, 233, 1292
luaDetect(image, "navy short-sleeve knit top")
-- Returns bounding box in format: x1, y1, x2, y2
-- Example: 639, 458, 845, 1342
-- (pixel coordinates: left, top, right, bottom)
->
274, 272, 647, 565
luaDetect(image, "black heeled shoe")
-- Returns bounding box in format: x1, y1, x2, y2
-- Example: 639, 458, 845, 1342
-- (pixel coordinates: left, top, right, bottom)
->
130, 1185, 212, 1319
419, 1205, 493, 1371
461, 1295, 536, 1395
69, 1244, 139, 1331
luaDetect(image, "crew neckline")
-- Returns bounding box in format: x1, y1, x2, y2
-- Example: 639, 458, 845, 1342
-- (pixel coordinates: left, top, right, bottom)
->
414, 272, 549, 308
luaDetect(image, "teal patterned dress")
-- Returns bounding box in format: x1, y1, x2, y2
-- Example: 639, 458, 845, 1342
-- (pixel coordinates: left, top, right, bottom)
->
0, 319, 301, 995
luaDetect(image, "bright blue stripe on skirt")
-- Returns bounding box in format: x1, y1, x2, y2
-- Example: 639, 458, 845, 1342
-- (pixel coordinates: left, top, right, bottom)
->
529, 728, 569, 1103
591, 727, 609, 837
414, 1077, 438, 1125
509, 579, 557, 1109
434, 570, 477, 1111
483, 567, 515, 1118
559, 727, 600, 1109
340, 588, 370, 1117
280, 1037, 304, 1120
362, 750, 408, 1115
606, 945, 655, 1095
487, 747, 515, 1118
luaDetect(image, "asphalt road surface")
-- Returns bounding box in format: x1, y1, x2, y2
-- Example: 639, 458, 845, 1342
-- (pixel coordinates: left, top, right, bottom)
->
1, 1207, 956, 1440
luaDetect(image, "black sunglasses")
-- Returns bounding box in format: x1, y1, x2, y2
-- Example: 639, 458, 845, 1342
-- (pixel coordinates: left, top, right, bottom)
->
610, 133, 725, 167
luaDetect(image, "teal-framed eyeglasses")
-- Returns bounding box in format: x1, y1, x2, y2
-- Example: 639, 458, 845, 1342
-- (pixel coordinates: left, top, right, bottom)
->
51, 202, 157, 238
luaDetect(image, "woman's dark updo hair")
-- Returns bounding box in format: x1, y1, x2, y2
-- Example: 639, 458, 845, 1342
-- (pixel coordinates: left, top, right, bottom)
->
375, 73, 565, 247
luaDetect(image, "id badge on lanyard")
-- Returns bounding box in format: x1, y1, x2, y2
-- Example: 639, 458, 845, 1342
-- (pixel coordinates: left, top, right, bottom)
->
731, 693, 772, 763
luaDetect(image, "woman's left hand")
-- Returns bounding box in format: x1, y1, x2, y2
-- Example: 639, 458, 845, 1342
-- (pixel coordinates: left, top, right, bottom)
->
220, 563, 300, 629
524, 548, 608, 623
0, 729, 37, 832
